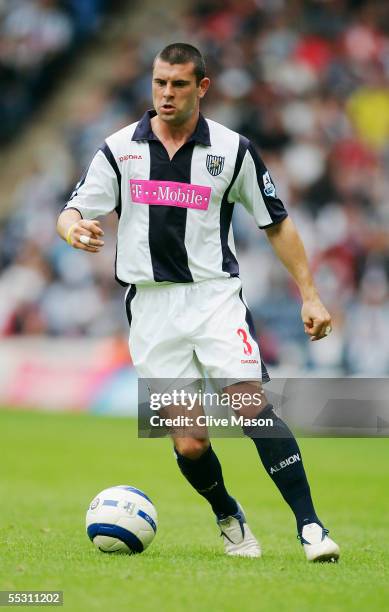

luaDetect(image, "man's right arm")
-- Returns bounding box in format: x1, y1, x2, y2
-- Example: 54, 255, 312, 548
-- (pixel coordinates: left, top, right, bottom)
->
57, 143, 120, 252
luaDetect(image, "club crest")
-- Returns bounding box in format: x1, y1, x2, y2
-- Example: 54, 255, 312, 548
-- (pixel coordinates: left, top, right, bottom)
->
206, 154, 225, 176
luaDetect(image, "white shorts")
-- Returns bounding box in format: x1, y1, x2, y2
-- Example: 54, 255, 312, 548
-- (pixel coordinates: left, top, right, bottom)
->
125, 277, 269, 386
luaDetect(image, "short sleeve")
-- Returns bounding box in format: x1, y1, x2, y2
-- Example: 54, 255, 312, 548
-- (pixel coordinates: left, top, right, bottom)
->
228, 141, 288, 228
63, 143, 120, 219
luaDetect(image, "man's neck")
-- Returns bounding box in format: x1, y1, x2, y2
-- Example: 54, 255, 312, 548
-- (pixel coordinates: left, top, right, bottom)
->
151, 111, 199, 145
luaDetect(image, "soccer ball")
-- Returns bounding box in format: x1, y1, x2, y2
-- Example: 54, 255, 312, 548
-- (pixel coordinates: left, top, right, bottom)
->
86, 485, 157, 554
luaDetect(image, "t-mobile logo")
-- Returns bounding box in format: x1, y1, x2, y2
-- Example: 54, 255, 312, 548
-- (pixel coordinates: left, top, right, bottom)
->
130, 179, 211, 210
269, 453, 301, 475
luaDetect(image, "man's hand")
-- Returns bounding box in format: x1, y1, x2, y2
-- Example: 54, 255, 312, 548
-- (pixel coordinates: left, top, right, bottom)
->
57, 209, 104, 253
301, 298, 332, 341
66, 219, 104, 253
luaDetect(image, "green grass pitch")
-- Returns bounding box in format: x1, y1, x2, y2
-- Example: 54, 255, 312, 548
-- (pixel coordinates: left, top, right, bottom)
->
0, 409, 388, 611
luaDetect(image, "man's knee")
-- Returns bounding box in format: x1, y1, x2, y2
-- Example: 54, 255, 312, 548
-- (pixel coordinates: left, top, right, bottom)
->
174, 437, 210, 459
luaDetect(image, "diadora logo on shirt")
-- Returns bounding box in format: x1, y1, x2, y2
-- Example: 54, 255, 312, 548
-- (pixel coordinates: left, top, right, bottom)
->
119, 154, 143, 161
130, 179, 212, 210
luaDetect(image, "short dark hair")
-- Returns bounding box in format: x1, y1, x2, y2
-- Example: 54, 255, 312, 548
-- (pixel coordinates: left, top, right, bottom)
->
154, 43, 206, 85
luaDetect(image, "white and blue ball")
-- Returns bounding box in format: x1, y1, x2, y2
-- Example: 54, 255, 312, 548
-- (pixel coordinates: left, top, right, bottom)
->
86, 485, 157, 554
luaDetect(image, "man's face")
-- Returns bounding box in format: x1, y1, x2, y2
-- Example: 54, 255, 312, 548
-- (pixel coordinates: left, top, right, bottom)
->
152, 59, 209, 126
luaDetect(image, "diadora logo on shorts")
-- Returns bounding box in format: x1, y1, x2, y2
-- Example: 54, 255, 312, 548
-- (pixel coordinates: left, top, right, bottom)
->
119, 154, 143, 161
206, 154, 225, 176
130, 179, 212, 210
270, 453, 301, 475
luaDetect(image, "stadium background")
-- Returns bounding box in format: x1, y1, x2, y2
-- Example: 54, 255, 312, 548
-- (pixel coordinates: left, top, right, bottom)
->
0, 0, 389, 413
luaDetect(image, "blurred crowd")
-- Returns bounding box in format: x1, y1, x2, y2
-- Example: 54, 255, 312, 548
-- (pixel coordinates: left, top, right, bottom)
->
0, 0, 112, 143
1, 0, 389, 376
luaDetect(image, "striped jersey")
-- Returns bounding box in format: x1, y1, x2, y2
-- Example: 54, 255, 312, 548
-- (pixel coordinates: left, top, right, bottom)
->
64, 110, 288, 286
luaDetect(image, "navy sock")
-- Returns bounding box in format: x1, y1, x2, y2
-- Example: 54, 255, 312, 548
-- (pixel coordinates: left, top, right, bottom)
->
243, 405, 322, 533
174, 444, 238, 518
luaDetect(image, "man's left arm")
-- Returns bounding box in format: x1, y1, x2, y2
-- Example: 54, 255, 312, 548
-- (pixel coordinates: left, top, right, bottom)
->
228, 139, 331, 340
265, 217, 331, 341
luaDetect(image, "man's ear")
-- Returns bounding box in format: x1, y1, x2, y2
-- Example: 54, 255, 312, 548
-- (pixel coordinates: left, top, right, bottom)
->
199, 77, 210, 99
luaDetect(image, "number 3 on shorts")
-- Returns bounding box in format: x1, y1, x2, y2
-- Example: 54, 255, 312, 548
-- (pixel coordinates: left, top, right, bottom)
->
237, 328, 253, 355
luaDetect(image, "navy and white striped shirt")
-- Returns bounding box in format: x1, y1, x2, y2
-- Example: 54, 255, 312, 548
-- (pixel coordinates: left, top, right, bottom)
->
64, 110, 287, 286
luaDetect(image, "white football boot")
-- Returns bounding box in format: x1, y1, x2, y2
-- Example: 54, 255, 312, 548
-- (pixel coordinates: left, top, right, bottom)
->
217, 505, 261, 558
299, 523, 340, 562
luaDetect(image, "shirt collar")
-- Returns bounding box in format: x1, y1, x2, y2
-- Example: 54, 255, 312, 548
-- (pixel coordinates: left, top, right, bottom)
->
131, 109, 211, 146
